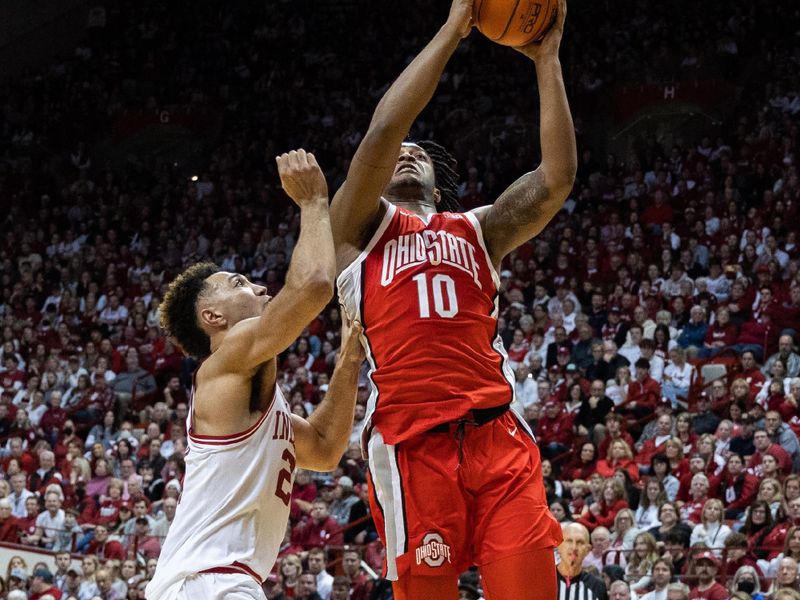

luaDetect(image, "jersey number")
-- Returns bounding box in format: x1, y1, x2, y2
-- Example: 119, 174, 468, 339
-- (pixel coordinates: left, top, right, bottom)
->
274, 448, 296, 507
412, 273, 458, 319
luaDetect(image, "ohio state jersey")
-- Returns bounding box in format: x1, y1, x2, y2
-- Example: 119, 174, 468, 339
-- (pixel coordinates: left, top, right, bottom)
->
338, 202, 516, 446
147, 385, 296, 600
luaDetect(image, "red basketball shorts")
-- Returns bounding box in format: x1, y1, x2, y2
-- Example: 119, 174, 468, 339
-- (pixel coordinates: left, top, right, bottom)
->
366, 410, 562, 580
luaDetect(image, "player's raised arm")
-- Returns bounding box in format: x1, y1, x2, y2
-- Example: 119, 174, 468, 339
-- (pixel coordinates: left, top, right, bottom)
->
330, 0, 474, 263
292, 315, 365, 471
211, 150, 335, 373
473, 0, 577, 266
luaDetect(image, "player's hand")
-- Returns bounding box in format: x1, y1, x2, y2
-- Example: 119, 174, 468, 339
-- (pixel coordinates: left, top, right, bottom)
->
445, 0, 474, 39
338, 309, 366, 365
514, 0, 566, 62
276, 149, 329, 207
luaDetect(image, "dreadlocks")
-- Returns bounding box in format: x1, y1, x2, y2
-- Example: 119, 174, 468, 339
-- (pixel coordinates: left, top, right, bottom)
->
417, 139, 460, 213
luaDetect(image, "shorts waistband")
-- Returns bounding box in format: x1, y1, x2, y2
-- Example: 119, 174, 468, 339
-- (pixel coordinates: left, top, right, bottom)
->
426, 403, 510, 434
199, 562, 263, 586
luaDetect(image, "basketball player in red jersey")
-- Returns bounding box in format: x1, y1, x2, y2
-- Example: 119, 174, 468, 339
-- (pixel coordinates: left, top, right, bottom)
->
331, 0, 575, 598
148, 151, 365, 599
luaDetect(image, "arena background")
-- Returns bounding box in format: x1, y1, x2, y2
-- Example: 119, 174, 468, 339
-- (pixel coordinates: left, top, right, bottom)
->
1, 0, 799, 598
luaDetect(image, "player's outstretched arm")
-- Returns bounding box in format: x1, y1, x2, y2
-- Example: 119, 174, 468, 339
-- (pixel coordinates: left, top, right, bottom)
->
473, 0, 577, 266
212, 151, 335, 373
292, 315, 365, 471
331, 0, 473, 262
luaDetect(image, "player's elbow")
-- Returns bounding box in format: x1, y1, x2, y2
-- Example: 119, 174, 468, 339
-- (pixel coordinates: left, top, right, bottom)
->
548, 168, 576, 200
290, 270, 334, 308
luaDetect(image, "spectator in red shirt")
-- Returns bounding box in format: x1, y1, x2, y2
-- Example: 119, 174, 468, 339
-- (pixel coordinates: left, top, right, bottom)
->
536, 401, 574, 459
748, 428, 793, 477
622, 358, 661, 421
689, 551, 728, 599
86, 523, 126, 561
4, 436, 37, 474
641, 190, 674, 228
711, 453, 758, 519
39, 391, 68, 446
341, 547, 373, 600
577, 478, 628, 531
28, 567, 63, 600
130, 516, 161, 560
0, 498, 20, 543
290, 469, 318, 522
736, 351, 767, 400
19, 495, 41, 544
700, 307, 738, 358
291, 499, 343, 550
597, 413, 636, 459
596, 438, 639, 483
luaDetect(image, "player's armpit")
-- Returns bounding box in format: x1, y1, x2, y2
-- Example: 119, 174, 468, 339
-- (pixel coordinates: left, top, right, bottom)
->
473, 168, 570, 265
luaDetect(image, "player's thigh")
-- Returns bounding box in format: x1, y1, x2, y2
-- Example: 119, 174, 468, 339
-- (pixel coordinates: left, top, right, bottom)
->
369, 430, 470, 579
392, 573, 458, 600
481, 548, 557, 600
470, 413, 561, 564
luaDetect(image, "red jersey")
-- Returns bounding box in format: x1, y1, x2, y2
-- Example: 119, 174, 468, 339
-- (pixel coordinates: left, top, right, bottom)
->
338, 204, 514, 445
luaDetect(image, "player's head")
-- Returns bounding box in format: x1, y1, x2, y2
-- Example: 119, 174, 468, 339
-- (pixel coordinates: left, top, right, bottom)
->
160, 262, 271, 359
385, 141, 459, 212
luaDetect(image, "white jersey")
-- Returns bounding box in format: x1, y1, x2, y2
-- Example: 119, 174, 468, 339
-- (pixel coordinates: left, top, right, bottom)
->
147, 385, 296, 600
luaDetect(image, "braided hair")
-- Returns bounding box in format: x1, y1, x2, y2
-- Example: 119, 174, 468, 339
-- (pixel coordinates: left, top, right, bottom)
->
417, 140, 460, 213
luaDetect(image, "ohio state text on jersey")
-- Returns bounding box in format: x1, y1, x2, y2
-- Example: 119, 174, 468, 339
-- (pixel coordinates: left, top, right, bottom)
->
338, 202, 517, 446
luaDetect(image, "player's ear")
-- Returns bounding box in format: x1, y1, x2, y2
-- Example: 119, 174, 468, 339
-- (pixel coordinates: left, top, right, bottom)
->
199, 305, 226, 329
432, 187, 442, 206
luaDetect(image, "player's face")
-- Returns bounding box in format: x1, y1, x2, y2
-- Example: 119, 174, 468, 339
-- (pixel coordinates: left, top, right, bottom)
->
385, 143, 437, 203
202, 272, 271, 328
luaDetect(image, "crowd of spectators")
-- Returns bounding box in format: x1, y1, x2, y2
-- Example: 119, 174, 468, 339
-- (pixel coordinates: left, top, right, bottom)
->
0, 0, 799, 598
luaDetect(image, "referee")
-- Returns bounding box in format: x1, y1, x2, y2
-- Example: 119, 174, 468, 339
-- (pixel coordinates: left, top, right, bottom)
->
556, 523, 609, 600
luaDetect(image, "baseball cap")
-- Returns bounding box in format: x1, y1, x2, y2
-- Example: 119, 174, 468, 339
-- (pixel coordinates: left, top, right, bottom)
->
338, 476, 354, 490
545, 400, 558, 409
549, 365, 561, 374
557, 347, 570, 355
500, 270, 513, 278
119, 501, 131, 511
694, 550, 719, 566
609, 306, 622, 314
566, 363, 578, 372
510, 302, 525, 311
67, 567, 82, 577
319, 477, 336, 489
33, 568, 53, 583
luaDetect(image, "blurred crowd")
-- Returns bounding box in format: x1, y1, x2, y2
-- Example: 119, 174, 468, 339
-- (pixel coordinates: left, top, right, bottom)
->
1, 0, 799, 598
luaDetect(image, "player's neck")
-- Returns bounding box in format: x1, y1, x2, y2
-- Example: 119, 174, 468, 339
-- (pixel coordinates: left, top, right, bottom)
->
390, 199, 437, 218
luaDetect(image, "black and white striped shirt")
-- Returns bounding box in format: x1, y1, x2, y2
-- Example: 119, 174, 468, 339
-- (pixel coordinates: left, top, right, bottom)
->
557, 571, 608, 600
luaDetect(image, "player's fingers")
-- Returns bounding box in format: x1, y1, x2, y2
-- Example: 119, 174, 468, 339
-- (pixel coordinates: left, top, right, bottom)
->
275, 154, 287, 175
287, 149, 299, 171
307, 152, 319, 169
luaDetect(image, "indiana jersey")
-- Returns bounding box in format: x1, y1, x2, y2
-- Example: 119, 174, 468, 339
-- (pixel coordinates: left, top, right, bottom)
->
337, 202, 516, 446
147, 385, 296, 600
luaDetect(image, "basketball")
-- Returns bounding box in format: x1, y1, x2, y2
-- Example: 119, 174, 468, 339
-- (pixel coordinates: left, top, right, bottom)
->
473, 0, 558, 47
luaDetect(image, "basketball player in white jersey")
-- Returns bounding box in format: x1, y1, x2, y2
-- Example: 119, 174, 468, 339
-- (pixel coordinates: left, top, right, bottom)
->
147, 150, 365, 600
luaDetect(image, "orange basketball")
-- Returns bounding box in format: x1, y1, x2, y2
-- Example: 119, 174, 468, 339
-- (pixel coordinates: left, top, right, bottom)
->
473, 0, 558, 47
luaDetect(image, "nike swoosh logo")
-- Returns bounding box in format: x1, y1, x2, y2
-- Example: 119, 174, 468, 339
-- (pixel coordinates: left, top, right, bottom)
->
508, 426, 517, 437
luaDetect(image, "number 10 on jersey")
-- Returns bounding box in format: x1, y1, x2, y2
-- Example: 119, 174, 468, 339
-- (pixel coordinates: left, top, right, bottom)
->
412, 273, 458, 318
